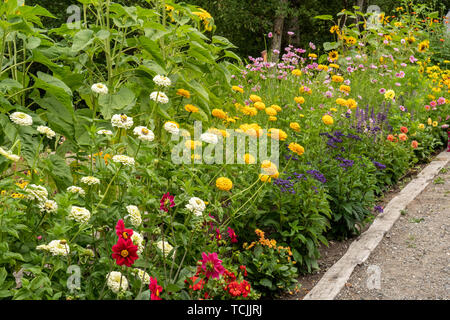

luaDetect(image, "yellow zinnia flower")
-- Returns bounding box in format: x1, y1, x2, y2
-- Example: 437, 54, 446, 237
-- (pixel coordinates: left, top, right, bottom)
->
322, 114, 334, 125
216, 177, 233, 191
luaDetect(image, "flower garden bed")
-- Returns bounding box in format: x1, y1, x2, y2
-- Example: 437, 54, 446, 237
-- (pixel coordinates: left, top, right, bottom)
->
0, 1, 448, 300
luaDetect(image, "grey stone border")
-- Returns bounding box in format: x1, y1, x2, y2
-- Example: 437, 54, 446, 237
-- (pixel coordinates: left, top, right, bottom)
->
303, 150, 450, 300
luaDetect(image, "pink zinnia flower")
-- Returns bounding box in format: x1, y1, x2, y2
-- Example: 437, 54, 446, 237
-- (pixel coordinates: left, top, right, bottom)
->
379, 88, 386, 94
437, 97, 446, 105
160, 192, 175, 212
287, 31, 294, 36
430, 100, 437, 107
200, 252, 225, 280
409, 55, 418, 63
425, 105, 430, 111
268, 32, 273, 38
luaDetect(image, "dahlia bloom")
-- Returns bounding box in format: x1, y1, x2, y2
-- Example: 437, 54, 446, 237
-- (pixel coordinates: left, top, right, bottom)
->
111, 237, 139, 267
115, 219, 134, 240
149, 277, 163, 300
160, 192, 175, 212
200, 252, 225, 280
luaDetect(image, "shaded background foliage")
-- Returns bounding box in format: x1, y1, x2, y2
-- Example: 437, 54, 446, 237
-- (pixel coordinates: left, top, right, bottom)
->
29, 0, 449, 60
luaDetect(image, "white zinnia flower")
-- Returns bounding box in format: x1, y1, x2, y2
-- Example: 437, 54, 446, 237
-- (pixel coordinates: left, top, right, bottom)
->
112, 155, 135, 167
97, 129, 113, 136
150, 91, 169, 104
185, 197, 206, 217
48, 240, 70, 256
153, 75, 172, 87
91, 83, 109, 95
80, 176, 100, 185
36, 244, 50, 252
66, 186, 86, 196
36, 126, 56, 139
130, 231, 144, 255
156, 240, 173, 257
25, 184, 48, 202
10, 112, 33, 126
38, 199, 58, 213
126, 205, 142, 227
163, 121, 179, 135
133, 126, 155, 142
68, 206, 91, 224
131, 268, 150, 284
200, 132, 219, 144
111, 114, 134, 129
0, 147, 20, 162
106, 271, 128, 294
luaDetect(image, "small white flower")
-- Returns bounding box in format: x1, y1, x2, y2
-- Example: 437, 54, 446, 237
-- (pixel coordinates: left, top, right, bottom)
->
131, 268, 150, 284
112, 155, 135, 167
163, 121, 179, 135
10, 112, 33, 126
91, 83, 109, 95
156, 240, 174, 257
68, 206, 91, 224
38, 199, 58, 213
153, 75, 172, 87
37, 126, 56, 139
130, 231, 145, 255
133, 126, 155, 142
66, 186, 86, 196
97, 129, 113, 136
106, 271, 128, 294
185, 197, 206, 217
126, 205, 142, 227
81, 176, 100, 186
200, 132, 219, 144
47, 240, 70, 256
25, 184, 48, 202
0, 147, 20, 162
111, 114, 134, 130
150, 91, 169, 104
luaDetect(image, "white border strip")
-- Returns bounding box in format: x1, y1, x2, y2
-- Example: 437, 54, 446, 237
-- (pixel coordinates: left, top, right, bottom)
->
303, 150, 450, 300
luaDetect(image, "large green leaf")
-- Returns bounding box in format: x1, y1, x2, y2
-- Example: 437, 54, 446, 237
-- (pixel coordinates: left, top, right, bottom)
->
33, 72, 73, 111
71, 29, 94, 52
98, 87, 136, 120
43, 154, 73, 191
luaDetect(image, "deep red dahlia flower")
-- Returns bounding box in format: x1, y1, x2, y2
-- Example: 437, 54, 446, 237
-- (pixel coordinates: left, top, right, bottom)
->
227, 227, 238, 243
200, 252, 225, 280
111, 237, 139, 267
160, 192, 175, 212
149, 277, 163, 300
115, 219, 133, 240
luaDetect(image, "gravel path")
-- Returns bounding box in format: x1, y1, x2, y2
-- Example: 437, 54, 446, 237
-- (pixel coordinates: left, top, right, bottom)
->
336, 162, 450, 300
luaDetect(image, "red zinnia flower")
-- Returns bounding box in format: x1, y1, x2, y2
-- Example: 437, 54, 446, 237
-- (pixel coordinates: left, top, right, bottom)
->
200, 252, 225, 280
223, 269, 236, 283
149, 277, 163, 300
226, 281, 242, 297
115, 219, 133, 240
160, 192, 175, 212
112, 237, 139, 267
241, 280, 251, 297
400, 126, 408, 134
227, 227, 238, 243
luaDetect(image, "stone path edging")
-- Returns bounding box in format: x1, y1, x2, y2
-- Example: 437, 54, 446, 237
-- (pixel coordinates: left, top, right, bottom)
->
303, 150, 450, 300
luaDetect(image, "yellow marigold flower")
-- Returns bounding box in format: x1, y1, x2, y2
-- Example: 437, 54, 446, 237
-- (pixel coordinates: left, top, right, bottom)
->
176, 88, 191, 99
249, 94, 262, 103
339, 84, 351, 93
254, 101, 266, 110
322, 114, 334, 125
384, 89, 395, 100
288, 143, 305, 156
268, 128, 287, 141
294, 96, 305, 104
261, 160, 279, 177
265, 107, 277, 116
268, 116, 277, 121
241, 106, 258, 116
292, 69, 302, 76
308, 53, 318, 59
332, 75, 344, 83
259, 174, 271, 183
212, 108, 227, 120
185, 140, 202, 150
244, 153, 256, 164
232, 86, 244, 93
184, 104, 199, 113
216, 177, 233, 191
329, 63, 340, 69
271, 104, 282, 112
336, 98, 347, 106
226, 117, 236, 123
239, 123, 263, 137
328, 50, 339, 61
346, 98, 358, 109
290, 122, 300, 132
